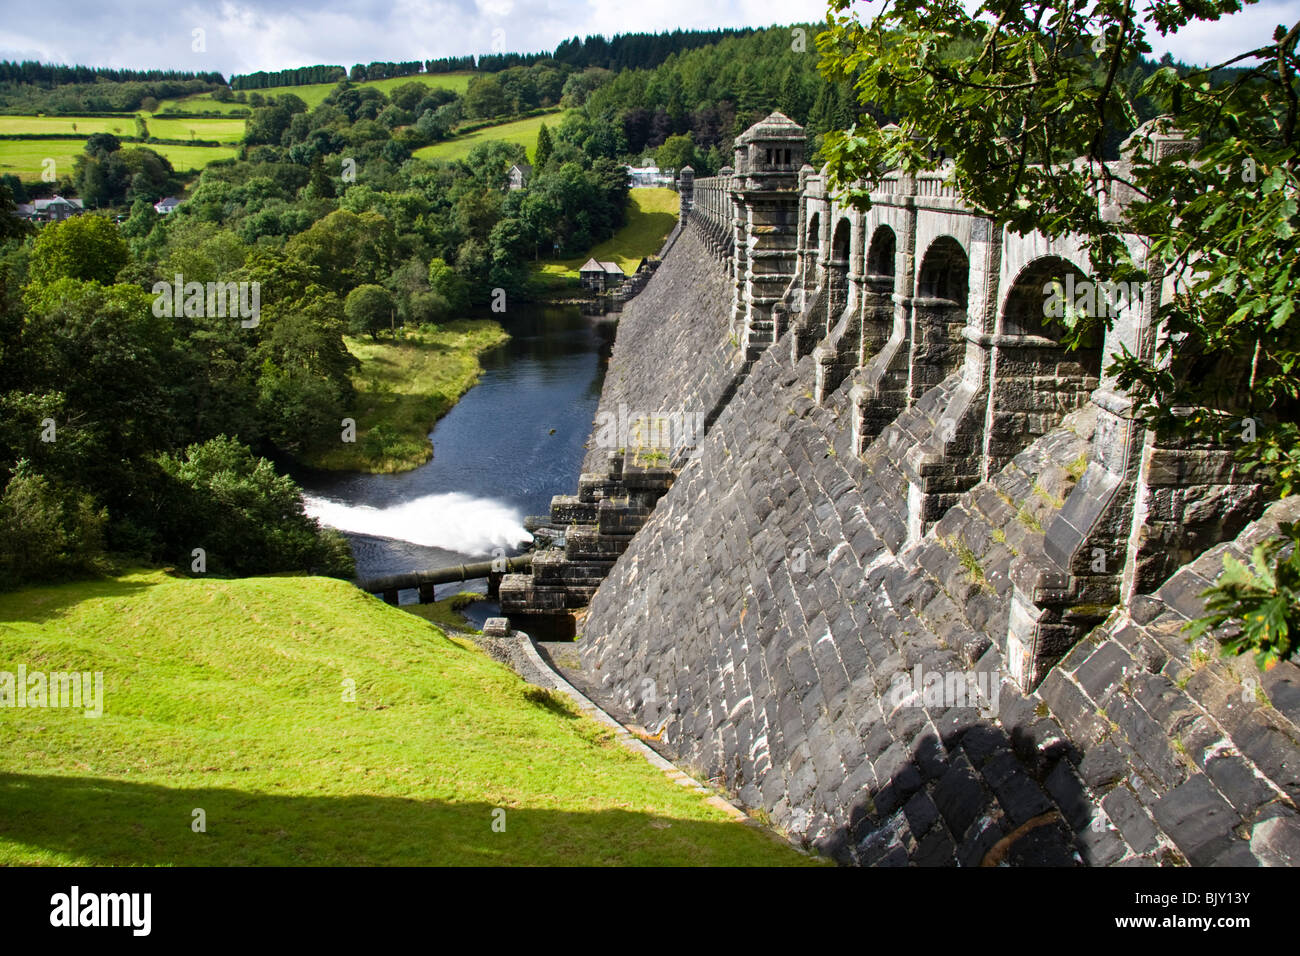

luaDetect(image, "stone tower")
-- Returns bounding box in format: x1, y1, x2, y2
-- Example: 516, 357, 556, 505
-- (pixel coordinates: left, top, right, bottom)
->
677, 165, 694, 217
729, 111, 805, 361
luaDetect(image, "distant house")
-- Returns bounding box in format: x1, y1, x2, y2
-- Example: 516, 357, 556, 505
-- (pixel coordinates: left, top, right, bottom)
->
507, 163, 532, 190
154, 196, 182, 215
15, 195, 84, 222
579, 258, 625, 292
622, 162, 674, 188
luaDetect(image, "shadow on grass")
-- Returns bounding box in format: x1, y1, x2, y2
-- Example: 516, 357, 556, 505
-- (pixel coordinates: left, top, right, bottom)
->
0, 772, 805, 867
631, 210, 677, 246
0, 574, 157, 626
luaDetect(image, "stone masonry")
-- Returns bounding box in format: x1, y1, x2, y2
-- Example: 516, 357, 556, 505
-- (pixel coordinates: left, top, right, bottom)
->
503, 113, 1297, 864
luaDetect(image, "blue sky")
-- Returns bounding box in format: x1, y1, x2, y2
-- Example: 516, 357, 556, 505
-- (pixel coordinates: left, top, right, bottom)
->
1, 0, 1296, 76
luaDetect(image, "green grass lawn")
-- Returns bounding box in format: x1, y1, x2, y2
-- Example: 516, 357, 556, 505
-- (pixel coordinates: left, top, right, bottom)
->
534, 188, 680, 288
157, 73, 476, 114
0, 115, 244, 143
299, 319, 510, 474
0, 138, 237, 182
138, 116, 246, 143
0, 570, 810, 865
149, 142, 240, 172
402, 592, 482, 633
0, 115, 137, 137
414, 109, 566, 165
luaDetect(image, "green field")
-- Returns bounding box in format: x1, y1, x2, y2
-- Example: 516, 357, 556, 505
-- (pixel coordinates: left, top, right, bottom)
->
151, 142, 239, 171
0, 115, 244, 143
0, 138, 237, 182
414, 109, 566, 164
0, 570, 810, 866
157, 73, 476, 114
535, 188, 680, 284
139, 116, 246, 143
0, 115, 138, 137
300, 319, 510, 474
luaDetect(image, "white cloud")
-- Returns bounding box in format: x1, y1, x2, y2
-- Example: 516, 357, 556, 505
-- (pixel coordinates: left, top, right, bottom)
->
1142, 0, 1297, 65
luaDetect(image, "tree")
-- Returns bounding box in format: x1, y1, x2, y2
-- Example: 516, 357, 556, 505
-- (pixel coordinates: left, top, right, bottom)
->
464, 75, 509, 119
657, 132, 697, 173
25, 214, 128, 291
0, 180, 30, 242
778, 65, 807, 123
0, 463, 106, 587
344, 283, 395, 338
155, 436, 354, 577
74, 141, 176, 207
286, 209, 396, 294
535, 121, 554, 168
84, 132, 121, 157
426, 257, 470, 313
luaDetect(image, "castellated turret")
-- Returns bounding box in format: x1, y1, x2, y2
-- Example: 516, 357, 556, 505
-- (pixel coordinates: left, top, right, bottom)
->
728, 112, 806, 359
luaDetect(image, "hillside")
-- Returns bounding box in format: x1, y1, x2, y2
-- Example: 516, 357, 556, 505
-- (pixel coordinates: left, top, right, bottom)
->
0, 570, 809, 866
413, 109, 566, 164
535, 186, 679, 283
159, 72, 475, 113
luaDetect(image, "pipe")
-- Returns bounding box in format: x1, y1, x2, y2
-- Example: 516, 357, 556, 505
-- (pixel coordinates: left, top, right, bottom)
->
356, 554, 533, 598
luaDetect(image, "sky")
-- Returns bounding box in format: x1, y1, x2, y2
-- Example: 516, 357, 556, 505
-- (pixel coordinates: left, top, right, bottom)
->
1, 0, 1297, 77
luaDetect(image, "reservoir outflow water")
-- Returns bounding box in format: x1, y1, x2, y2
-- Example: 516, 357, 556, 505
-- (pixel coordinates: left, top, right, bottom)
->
295, 303, 612, 603
302, 491, 532, 554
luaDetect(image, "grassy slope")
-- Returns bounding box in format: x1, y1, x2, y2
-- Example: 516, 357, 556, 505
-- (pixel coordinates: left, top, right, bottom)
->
413, 110, 565, 165
0, 115, 245, 143
402, 592, 483, 633
0, 139, 237, 182
0, 570, 810, 865
158, 73, 475, 114
300, 319, 509, 474
535, 187, 679, 284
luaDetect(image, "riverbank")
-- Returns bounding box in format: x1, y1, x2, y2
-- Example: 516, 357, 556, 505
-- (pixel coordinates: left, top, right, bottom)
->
295, 302, 610, 584
300, 319, 509, 474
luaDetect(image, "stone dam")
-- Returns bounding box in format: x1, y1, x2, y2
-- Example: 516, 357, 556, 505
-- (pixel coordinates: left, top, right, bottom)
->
499, 112, 1300, 866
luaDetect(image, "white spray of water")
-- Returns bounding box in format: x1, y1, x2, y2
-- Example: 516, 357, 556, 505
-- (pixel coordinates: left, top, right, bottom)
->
303, 492, 532, 555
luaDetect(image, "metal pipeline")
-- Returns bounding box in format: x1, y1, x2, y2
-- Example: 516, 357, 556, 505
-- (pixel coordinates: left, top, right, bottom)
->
355, 554, 534, 604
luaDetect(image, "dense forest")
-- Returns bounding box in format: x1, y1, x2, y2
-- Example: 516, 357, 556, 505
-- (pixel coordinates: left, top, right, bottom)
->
0, 60, 224, 86
231, 65, 348, 90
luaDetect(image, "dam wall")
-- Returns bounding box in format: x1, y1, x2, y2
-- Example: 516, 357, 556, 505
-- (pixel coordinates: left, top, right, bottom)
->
507, 112, 1299, 864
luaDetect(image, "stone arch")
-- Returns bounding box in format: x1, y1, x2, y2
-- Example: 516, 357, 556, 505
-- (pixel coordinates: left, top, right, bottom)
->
986, 255, 1103, 471
917, 235, 969, 304
861, 224, 897, 365
866, 224, 896, 288
806, 211, 821, 251
826, 216, 853, 333
803, 211, 821, 291
910, 235, 969, 397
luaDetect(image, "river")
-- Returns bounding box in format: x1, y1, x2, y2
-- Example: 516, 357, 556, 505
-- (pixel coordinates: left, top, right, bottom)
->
294, 302, 612, 611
